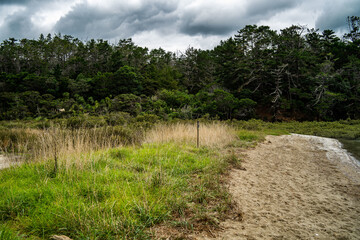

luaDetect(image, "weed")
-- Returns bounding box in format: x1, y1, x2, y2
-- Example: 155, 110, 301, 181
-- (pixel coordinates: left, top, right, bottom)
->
225, 151, 242, 168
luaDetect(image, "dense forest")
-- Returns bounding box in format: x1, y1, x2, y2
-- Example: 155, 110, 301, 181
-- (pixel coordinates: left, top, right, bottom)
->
1, 17, 359, 121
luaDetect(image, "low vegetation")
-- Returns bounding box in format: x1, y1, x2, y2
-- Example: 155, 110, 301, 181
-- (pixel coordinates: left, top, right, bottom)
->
0, 121, 241, 239
0, 119, 359, 239
145, 122, 236, 148
233, 119, 360, 140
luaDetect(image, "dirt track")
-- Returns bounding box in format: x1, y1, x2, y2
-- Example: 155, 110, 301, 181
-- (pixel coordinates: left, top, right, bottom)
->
197, 134, 360, 240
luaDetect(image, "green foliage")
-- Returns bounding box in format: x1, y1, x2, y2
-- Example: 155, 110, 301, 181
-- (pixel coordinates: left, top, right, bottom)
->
157, 89, 192, 109
0, 18, 360, 121
0, 224, 23, 240
234, 119, 360, 140
111, 94, 141, 116
111, 65, 143, 95
105, 112, 132, 126
0, 142, 231, 239
64, 115, 107, 128
194, 90, 256, 120
135, 113, 160, 124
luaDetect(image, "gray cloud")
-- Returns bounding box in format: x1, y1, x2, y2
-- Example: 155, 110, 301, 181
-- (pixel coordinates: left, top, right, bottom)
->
0, 8, 37, 40
246, 0, 297, 17
0, 0, 30, 4
0, 0, 359, 50
5, 10, 32, 33
179, 0, 299, 36
54, 0, 179, 39
54, 3, 109, 37
315, 0, 360, 32
0, 0, 80, 40
0, 0, 51, 5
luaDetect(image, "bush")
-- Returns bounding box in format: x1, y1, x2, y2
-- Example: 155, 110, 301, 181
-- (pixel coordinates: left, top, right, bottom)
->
105, 112, 132, 126
136, 113, 160, 124
64, 115, 107, 128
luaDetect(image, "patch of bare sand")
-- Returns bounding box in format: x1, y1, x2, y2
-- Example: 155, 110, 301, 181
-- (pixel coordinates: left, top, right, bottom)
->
195, 134, 360, 240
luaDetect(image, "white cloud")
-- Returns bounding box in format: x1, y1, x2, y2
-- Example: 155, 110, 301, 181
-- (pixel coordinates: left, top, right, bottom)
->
132, 29, 226, 52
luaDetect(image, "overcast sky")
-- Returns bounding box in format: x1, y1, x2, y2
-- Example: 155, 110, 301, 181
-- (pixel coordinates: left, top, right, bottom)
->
0, 0, 359, 51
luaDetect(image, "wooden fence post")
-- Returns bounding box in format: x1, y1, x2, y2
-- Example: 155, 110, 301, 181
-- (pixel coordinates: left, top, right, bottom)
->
197, 120, 199, 148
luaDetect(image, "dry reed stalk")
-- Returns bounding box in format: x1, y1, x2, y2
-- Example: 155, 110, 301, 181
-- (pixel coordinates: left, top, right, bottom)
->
1, 126, 127, 170
145, 122, 236, 148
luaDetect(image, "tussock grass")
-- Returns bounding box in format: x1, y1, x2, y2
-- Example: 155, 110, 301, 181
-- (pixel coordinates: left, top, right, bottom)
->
0, 121, 239, 239
0, 143, 232, 239
145, 122, 237, 148
0, 125, 143, 169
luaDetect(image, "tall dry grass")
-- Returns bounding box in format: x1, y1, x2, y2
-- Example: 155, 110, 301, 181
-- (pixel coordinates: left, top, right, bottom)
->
0, 126, 142, 169
145, 122, 237, 148
1, 122, 237, 170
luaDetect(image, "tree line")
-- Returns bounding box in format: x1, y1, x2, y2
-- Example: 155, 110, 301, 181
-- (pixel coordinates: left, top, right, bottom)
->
1, 17, 359, 121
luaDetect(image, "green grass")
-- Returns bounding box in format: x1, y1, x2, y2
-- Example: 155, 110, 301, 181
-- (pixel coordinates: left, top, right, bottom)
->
0, 143, 232, 239
0, 224, 23, 240
233, 119, 360, 140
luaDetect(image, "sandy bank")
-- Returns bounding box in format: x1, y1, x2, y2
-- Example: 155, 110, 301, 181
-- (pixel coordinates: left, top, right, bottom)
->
196, 134, 360, 240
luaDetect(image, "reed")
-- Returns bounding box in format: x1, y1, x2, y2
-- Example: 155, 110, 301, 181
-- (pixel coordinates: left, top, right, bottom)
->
0, 125, 143, 169
145, 122, 237, 148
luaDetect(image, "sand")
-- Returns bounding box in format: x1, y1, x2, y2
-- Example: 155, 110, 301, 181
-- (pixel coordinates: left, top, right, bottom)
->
196, 134, 360, 240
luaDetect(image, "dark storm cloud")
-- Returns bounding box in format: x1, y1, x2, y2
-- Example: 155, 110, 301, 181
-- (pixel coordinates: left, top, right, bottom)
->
0, 8, 37, 39
179, 0, 298, 36
0, 0, 49, 5
179, 23, 235, 36
0, 0, 29, 4
315, 0, 360, 32
54, 3, 108, 37
54, 1, 179, 39
54, 0, 300, 39
0, 0, 77, 41
5, 10, 33, 34
246, 0, 297, 18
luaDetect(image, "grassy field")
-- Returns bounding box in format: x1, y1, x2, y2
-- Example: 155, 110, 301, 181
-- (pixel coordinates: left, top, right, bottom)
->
0, 122, 243, 239
1, 119, 359, 239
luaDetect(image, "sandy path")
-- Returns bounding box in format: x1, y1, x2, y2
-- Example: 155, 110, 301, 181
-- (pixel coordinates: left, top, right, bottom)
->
197, 134, 360, 240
